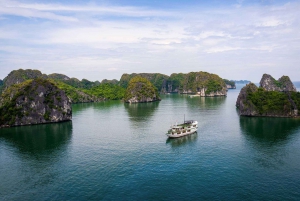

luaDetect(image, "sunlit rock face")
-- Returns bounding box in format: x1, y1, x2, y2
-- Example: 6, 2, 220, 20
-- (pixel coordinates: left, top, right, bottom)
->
259, 74, 296, 92
0, 78, 72, 128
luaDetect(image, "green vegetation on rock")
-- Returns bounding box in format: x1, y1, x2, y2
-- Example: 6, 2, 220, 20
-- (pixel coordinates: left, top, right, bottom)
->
52, 80, 126, 102
167, 73, 185, 92
1, 69, 124, 102
182, 71, 227, 95
247, 88, 293, 115
50, 79, 103, 103
206, 79, 224, 94
120, 73, 169, 91
101, 79, 119, 85
124, 76, 160, 103
84, 83, 125, 100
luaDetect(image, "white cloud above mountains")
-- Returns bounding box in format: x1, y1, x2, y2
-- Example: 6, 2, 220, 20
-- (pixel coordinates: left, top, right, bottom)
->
0, 0, 299, 82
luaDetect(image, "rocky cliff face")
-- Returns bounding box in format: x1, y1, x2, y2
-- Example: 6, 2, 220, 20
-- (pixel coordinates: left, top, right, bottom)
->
259, 74, 296, 92
124, 76, 161, 103
236, 74, 299, 117
0, 79, 3, 93
236, 83, 260, 116
0, 78, 72, 128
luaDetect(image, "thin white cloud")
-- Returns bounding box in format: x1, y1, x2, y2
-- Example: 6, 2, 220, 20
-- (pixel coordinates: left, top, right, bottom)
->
0, 0, 174, 19
0, 0, 78, 21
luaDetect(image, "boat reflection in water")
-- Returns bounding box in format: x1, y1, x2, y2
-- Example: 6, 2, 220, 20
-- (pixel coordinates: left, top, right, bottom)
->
166, 132, 198, 147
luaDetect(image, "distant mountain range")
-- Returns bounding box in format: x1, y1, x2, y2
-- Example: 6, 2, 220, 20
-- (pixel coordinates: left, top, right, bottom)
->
230, 80, 251, 84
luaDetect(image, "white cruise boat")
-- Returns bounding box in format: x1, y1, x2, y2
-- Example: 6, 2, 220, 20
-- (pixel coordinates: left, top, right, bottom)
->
166, 120, 198, 138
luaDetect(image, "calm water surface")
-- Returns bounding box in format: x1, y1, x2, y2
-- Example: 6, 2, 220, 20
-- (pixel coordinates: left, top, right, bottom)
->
1, 84, 300, 200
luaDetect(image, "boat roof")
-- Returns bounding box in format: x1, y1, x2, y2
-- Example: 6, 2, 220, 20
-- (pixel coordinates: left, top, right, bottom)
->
171, 126, 182, 128
184, 120, 196, 123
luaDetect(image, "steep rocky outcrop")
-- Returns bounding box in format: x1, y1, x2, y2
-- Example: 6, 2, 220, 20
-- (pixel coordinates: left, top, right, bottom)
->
260, 74, 296, 92
0, 78, 72, 128
236, 74, 299, 117
3, 69, 46, 89
236, 83, 260, 116
124, 76, 161, 103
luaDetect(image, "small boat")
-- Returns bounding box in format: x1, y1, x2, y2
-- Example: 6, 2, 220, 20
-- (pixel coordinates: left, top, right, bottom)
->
166, 120, 198, 138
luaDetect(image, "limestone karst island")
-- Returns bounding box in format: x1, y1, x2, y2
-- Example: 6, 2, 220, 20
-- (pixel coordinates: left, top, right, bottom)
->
0, 69, 232, 128
236, 74, 300, 117
1, 69, 299, 129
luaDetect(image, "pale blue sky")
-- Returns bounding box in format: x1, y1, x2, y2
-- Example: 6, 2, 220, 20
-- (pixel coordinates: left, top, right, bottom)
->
0, 0, 299, 82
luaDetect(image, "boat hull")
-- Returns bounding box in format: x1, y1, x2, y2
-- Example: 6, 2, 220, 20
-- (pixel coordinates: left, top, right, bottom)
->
166, 128, 197, 138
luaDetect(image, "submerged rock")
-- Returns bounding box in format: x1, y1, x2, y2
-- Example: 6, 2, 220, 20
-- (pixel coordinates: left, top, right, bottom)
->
124, 76, 161, 103
0, 78, 72, 128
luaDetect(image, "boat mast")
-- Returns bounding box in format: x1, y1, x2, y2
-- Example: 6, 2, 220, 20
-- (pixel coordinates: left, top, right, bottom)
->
184, 114, 185, 123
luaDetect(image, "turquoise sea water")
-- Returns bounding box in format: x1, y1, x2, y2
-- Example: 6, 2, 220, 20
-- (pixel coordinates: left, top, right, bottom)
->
1, 84, 300, 200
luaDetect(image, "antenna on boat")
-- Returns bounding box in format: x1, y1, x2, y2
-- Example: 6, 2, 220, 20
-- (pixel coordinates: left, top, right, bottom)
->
184, 114, 185, 123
